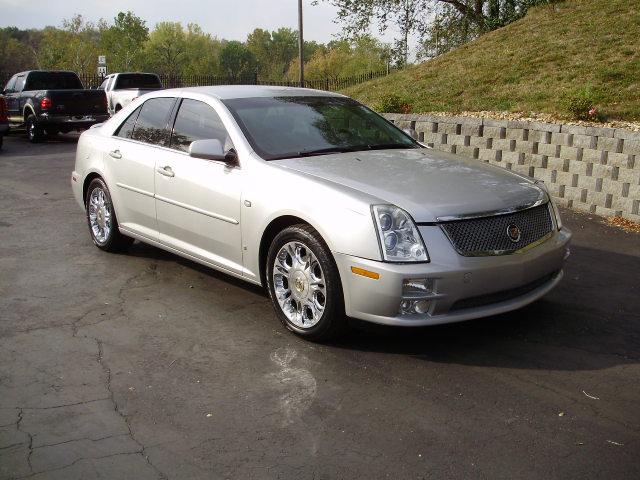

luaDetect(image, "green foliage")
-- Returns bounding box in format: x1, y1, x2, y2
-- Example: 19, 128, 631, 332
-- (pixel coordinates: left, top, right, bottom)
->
345, 0, 640, 121
289, 35, 390, 82
0, 30, 37, 79
38, 15, 100, 76
564, 87, 599, 120
372, 93, 412, 113
219, 41, 257, 80
0, 12, 396, 84
143, 22, 186, 76
246, 28, 301, 79
100, 12, 148, 71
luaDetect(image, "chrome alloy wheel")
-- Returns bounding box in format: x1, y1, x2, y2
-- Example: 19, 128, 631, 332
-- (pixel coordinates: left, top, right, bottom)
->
88, 187, 112, 244
272, 241, 327, 328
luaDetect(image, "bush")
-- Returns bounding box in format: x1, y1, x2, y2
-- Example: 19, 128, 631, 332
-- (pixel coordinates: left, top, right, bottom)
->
373, 93, 413, 113
565, 88, 601, 120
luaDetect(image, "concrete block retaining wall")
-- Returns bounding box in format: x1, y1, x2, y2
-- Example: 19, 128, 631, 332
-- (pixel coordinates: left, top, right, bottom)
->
383, 113, 640, 222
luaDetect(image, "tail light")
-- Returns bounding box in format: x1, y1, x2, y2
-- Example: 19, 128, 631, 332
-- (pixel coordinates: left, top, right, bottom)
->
40, 97, 53, 110
0, 97, 7, 121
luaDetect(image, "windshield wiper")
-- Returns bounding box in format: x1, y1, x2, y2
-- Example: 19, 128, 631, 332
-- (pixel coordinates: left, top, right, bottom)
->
294, 147, 359, 157
364, 143, 416, 151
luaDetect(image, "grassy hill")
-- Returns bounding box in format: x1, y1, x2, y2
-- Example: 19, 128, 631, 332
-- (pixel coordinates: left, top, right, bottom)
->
344, 0, 640, 121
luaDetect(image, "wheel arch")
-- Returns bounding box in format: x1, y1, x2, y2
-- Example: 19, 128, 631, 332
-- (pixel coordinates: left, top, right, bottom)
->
82, 172, 104, 204
258, 214, 339, 289
23, 105, 35, 122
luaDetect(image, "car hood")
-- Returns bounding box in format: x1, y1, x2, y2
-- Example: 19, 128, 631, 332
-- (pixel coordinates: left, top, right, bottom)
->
274, 148, 546, 223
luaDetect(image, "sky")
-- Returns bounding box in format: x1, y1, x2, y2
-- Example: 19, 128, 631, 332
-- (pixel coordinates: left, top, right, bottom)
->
0, 0, 390, 43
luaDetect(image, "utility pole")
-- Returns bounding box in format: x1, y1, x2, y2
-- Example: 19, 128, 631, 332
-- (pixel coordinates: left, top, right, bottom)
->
298, 0, 304, 87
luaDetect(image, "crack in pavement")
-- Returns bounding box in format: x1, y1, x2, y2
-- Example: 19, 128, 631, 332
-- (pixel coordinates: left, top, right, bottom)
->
95, 338, 167, 480
16, 408, 34, 474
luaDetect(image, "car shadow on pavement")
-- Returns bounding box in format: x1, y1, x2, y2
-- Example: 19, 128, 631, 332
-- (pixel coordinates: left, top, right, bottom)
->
327, 244, 640, 372
112, 223, 639, 373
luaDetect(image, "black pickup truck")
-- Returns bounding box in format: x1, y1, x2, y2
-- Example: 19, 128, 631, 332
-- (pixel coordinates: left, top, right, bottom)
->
2, 70, 109, 142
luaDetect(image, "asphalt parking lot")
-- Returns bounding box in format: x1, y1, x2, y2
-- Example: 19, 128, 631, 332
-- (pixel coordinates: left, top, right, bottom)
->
0, 132, 639, 480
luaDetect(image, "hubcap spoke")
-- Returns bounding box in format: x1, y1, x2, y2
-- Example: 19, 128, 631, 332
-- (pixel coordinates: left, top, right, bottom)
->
272, 240, 326, 329
88, 187, 112, 244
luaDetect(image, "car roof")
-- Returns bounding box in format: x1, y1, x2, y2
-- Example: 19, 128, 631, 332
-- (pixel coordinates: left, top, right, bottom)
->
173, 85, 346, 100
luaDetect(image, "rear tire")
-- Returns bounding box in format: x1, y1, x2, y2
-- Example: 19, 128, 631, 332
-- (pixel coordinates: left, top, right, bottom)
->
85, 178, 134, 252
26, 115, 44, 143
44, 127, 59, 136
266, 224, 345, 342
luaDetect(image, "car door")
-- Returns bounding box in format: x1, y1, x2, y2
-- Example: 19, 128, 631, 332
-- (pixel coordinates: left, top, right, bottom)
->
3, 75, 19, 123
104, 97, 176, 242
154, 97, 243, 275
13, 74, 27, 118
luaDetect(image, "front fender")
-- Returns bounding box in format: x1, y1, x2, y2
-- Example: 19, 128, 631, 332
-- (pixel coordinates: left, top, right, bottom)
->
241, 160, 383, 282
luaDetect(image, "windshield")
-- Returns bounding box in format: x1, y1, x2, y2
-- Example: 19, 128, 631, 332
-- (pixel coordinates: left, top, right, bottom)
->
25, 72, 83, 90
115, 74, 162, 89
222, 96, 419, 160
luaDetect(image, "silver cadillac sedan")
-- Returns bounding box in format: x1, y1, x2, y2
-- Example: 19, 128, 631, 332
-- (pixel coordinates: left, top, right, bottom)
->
71, 86, 571, 340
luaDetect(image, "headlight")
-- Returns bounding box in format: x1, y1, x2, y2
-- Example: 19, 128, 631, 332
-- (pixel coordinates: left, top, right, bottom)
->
535, 180, 562, 230
372, 205, 429, 262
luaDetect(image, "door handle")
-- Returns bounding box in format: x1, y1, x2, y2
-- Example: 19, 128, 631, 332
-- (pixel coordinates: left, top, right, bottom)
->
109, 149, 122, 159
157, 166, 175, 177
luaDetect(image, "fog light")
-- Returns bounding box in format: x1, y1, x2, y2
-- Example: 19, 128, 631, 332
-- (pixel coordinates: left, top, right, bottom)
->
414, 299, 430, 314
399, 299, 431, 315
400, 299, 414, 315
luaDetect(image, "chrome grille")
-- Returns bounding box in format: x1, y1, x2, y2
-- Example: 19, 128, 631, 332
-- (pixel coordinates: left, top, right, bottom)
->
440, 204, 553, 256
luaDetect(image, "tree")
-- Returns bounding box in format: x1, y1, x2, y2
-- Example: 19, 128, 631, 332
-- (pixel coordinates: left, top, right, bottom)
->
144, 22, 186, 77
37, 15, 100, 77
246, 28, 273, 76
287, 35, 390, 81
316, 0, 430, 67
100, 11, 149, 72
246, 28, 302, 79
183, 23, 223, 76
0, 29, 39, 80
319, 0, 556, 63
219, 41, 257, 81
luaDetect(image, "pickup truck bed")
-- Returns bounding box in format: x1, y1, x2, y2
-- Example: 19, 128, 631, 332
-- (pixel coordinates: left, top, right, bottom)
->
3, 70, 109, 142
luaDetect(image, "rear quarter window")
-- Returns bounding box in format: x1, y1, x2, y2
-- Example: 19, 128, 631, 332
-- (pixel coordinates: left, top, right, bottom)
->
130, 97, 175, 146
114, 106, 142, 139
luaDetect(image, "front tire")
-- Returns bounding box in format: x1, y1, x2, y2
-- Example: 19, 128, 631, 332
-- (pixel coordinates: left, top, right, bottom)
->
85, 178, 133, 252
266, 224, 345, 341
26, 115, 44, 143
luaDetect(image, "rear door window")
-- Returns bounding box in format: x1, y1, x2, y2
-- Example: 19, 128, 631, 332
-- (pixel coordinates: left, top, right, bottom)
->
4, 75, 17, 93
170, 99, 230, 153
131, 97, 175, 146
14, 75, 26, 92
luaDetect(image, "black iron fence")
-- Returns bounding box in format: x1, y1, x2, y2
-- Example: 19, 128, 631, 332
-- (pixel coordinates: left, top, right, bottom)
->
0, 70, 390, 93
78, 70, 391, 91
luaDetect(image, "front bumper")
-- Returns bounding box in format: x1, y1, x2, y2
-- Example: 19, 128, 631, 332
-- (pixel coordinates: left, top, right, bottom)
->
334, 226, 571, 326
37, 113, 109, 129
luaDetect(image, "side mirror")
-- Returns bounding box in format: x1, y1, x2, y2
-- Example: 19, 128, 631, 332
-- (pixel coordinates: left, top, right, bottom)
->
189, 139, 238, 167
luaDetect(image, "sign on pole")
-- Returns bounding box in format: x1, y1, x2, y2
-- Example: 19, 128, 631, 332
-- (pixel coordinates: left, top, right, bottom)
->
98, 55, 106, 65
98, 66, 107, 76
